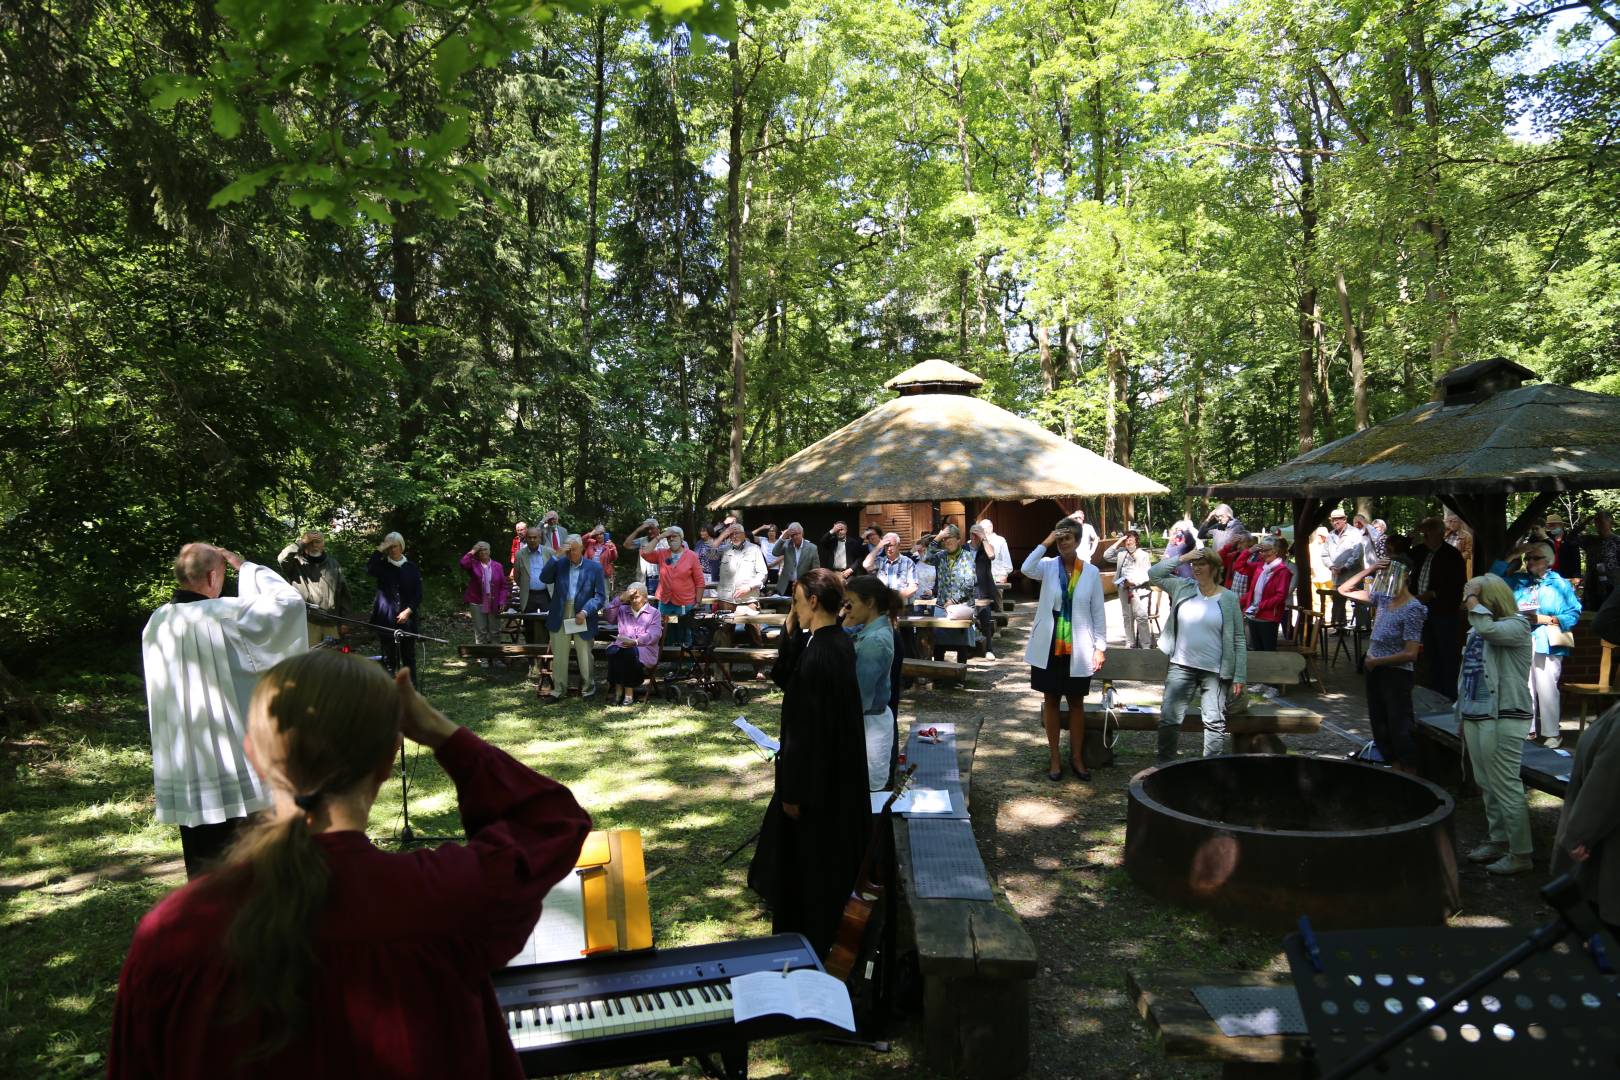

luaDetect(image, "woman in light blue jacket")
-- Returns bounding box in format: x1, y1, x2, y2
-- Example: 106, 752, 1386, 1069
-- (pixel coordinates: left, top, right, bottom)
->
1498, 542, 1582, 747
1021, 516, 1107, 782
845, 575, 899, 791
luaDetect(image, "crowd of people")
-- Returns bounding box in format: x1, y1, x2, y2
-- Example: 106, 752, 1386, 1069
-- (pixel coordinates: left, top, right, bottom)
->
115, 494, 1620, 1074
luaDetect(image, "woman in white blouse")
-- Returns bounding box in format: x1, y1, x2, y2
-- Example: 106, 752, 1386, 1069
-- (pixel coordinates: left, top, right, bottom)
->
1021, 516, 1107, 782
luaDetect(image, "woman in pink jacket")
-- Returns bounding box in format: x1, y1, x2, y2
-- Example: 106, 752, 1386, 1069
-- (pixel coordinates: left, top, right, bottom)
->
654, 526, 707, 648
603, 582, 664, 705
460, 542, 511, 650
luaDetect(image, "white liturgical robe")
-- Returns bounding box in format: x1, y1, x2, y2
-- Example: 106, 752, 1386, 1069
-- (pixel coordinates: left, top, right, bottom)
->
140, 562, 307, 826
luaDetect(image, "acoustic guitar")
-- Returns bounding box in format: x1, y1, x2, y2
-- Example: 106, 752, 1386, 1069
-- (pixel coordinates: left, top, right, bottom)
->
824, 763, 918, 982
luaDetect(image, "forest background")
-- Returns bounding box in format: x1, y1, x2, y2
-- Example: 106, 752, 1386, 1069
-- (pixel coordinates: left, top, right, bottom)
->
4, 0, 1620, 669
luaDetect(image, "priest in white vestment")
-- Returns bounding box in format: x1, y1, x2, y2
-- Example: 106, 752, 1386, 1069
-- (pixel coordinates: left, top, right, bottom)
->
141, 543, 307, 877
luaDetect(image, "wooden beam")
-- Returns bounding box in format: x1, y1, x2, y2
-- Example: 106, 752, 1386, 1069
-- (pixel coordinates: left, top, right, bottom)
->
1506, 490, 1560, 548
1292, 497, 1328, 636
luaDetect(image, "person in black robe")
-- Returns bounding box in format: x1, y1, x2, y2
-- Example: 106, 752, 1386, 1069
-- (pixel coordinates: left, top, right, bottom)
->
367, 531, 424, 685
748, 568, 873, 959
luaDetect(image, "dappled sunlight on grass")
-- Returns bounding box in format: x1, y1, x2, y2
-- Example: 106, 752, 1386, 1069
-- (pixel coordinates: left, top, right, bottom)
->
996, 795, 1077, 832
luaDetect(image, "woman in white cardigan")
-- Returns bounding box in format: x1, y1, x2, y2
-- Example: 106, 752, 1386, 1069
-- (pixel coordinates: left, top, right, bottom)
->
1021, 515, 1108, 782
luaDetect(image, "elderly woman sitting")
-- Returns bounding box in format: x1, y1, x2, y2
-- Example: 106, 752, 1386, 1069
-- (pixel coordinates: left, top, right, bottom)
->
604, 583, 664, 706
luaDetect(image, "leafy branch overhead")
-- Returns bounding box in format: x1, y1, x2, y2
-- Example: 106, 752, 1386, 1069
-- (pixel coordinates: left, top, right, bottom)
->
144, 0, 767, 223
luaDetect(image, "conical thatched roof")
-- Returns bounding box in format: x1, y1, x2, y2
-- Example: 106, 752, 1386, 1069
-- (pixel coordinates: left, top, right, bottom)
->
714, 361, 1169, 509
1203, 381, 1620, 498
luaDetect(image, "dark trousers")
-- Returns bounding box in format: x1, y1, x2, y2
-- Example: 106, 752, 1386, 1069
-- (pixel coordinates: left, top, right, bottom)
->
1247, 618, 1279, 652
377, 626, 417, 686
523, 592, 548, 645
607, 649, 646, 688
179, 818, 246, 880
975, 584, 1001, 647
1422, 612, 1460, 700
1366, 666, 1416, 765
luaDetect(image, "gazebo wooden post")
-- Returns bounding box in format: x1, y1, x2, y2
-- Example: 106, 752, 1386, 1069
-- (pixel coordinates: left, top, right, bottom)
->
1292, 497, 1328, 636
1439, 490, 1559, 567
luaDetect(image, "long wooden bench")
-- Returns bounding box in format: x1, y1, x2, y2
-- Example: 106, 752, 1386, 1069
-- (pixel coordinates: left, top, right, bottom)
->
456, 643, 970, 688
891, 715, 1037, 1078
1078, 648, 1317, 762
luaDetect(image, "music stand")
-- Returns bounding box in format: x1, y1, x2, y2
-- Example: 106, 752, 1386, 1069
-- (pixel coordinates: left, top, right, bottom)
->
1284, 874, 1620, 1077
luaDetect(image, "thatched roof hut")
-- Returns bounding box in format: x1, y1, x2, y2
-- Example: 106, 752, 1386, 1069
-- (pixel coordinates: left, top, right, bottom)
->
715, 359, 1168, 508
712, 360, 1167, 572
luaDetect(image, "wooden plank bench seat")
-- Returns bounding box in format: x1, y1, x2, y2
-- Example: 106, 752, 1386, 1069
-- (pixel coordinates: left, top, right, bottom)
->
1414, 710, 1570, 799
1126, 968, 1314, 1078
891, 715, 1036, 1079
457, 644, 969, 691
1077, 648, 1319, 762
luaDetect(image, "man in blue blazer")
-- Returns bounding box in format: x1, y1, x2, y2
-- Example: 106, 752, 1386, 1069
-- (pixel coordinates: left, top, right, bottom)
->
540, 533, 607, 703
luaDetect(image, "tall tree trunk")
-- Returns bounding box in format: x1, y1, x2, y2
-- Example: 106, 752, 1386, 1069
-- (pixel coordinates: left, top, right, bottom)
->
1334, 266, 1370, 431
575, 9, 610, 510
1036, 323, 1057, 392
1293, 103, 1319, 454
725, 36, 746, 491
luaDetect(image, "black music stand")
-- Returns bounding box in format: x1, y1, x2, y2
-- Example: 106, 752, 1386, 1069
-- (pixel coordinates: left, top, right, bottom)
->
1284, 875, 1619, 1078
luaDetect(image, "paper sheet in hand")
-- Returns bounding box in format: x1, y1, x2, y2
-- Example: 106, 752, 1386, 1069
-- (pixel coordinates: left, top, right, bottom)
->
870, 788, 952, 814
733, 716, 780, 754
506, 872, 586, 966
729, 970, 856, 1032
561, 617, 587, 635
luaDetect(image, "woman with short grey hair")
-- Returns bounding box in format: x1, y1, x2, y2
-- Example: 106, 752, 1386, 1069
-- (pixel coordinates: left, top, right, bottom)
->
367, 531, 423, 684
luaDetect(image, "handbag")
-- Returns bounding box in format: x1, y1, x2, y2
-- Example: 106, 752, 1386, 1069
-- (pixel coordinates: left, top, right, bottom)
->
1546, 627, 1576, 650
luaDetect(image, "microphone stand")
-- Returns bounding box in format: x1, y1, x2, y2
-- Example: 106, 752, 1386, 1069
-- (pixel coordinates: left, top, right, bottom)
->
306, 606, 456, 846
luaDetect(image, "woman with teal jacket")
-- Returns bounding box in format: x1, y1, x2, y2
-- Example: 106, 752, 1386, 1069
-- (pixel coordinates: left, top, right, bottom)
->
1496, 541, 1582, 748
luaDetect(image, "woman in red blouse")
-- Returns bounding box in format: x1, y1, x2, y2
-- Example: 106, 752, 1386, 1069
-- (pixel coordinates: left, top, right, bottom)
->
109, 650, 591, 1079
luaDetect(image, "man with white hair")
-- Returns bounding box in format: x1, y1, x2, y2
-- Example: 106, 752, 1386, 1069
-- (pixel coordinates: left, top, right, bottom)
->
513, 524, 554, 658
862, 532, 918, 601
277, 528, 351, 646
1324, 507, 1365, 627
141, 543, 307, 877
539, 533, 607, 702
716, 523, 768, 602
772, 522, 820, 595
536, 510, 566, 554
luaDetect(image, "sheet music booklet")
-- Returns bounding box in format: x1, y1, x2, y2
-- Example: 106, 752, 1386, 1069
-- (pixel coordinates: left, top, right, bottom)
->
728, 969, 856, 1032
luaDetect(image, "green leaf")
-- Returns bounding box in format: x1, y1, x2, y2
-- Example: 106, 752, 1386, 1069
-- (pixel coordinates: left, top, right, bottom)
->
432, 41, 476, 92
207, 167, 279, 208
211, 96, 243, 139
145, 74, 203, 111
355, 196, 395, 225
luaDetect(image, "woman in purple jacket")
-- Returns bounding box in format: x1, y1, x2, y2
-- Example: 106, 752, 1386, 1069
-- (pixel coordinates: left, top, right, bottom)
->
459, 542, 511, 652
603, 582, 664, 706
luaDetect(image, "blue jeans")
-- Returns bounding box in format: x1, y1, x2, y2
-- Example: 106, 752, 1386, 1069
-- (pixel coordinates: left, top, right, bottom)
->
1159, 662, 1229, 761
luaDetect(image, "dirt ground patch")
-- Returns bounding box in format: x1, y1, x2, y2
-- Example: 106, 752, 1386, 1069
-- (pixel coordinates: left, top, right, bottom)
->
903, 602, 1568, 1079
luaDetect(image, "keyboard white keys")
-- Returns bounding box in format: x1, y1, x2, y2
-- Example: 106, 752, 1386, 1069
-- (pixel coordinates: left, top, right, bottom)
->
506, 983, 739, 1048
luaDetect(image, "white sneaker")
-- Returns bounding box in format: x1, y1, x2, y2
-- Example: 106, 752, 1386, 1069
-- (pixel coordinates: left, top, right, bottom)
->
1486, 853, 1533, 876
1466, 842, 1507, 864
983, 650, 997, 661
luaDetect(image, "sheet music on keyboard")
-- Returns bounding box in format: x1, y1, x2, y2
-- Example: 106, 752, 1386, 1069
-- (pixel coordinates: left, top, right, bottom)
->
506, 872, 587, 967
729, 969, 856, 1032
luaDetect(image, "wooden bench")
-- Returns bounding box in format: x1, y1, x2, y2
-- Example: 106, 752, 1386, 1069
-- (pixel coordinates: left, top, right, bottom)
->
1127, 969, 1315, 1078
1078, 649, 1318, 762
891, 715, 1037, 1079
1413, 710, 1570, 799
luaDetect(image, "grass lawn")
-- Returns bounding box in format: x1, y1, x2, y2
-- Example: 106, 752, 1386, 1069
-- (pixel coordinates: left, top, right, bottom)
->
1, 655, 931, 1079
